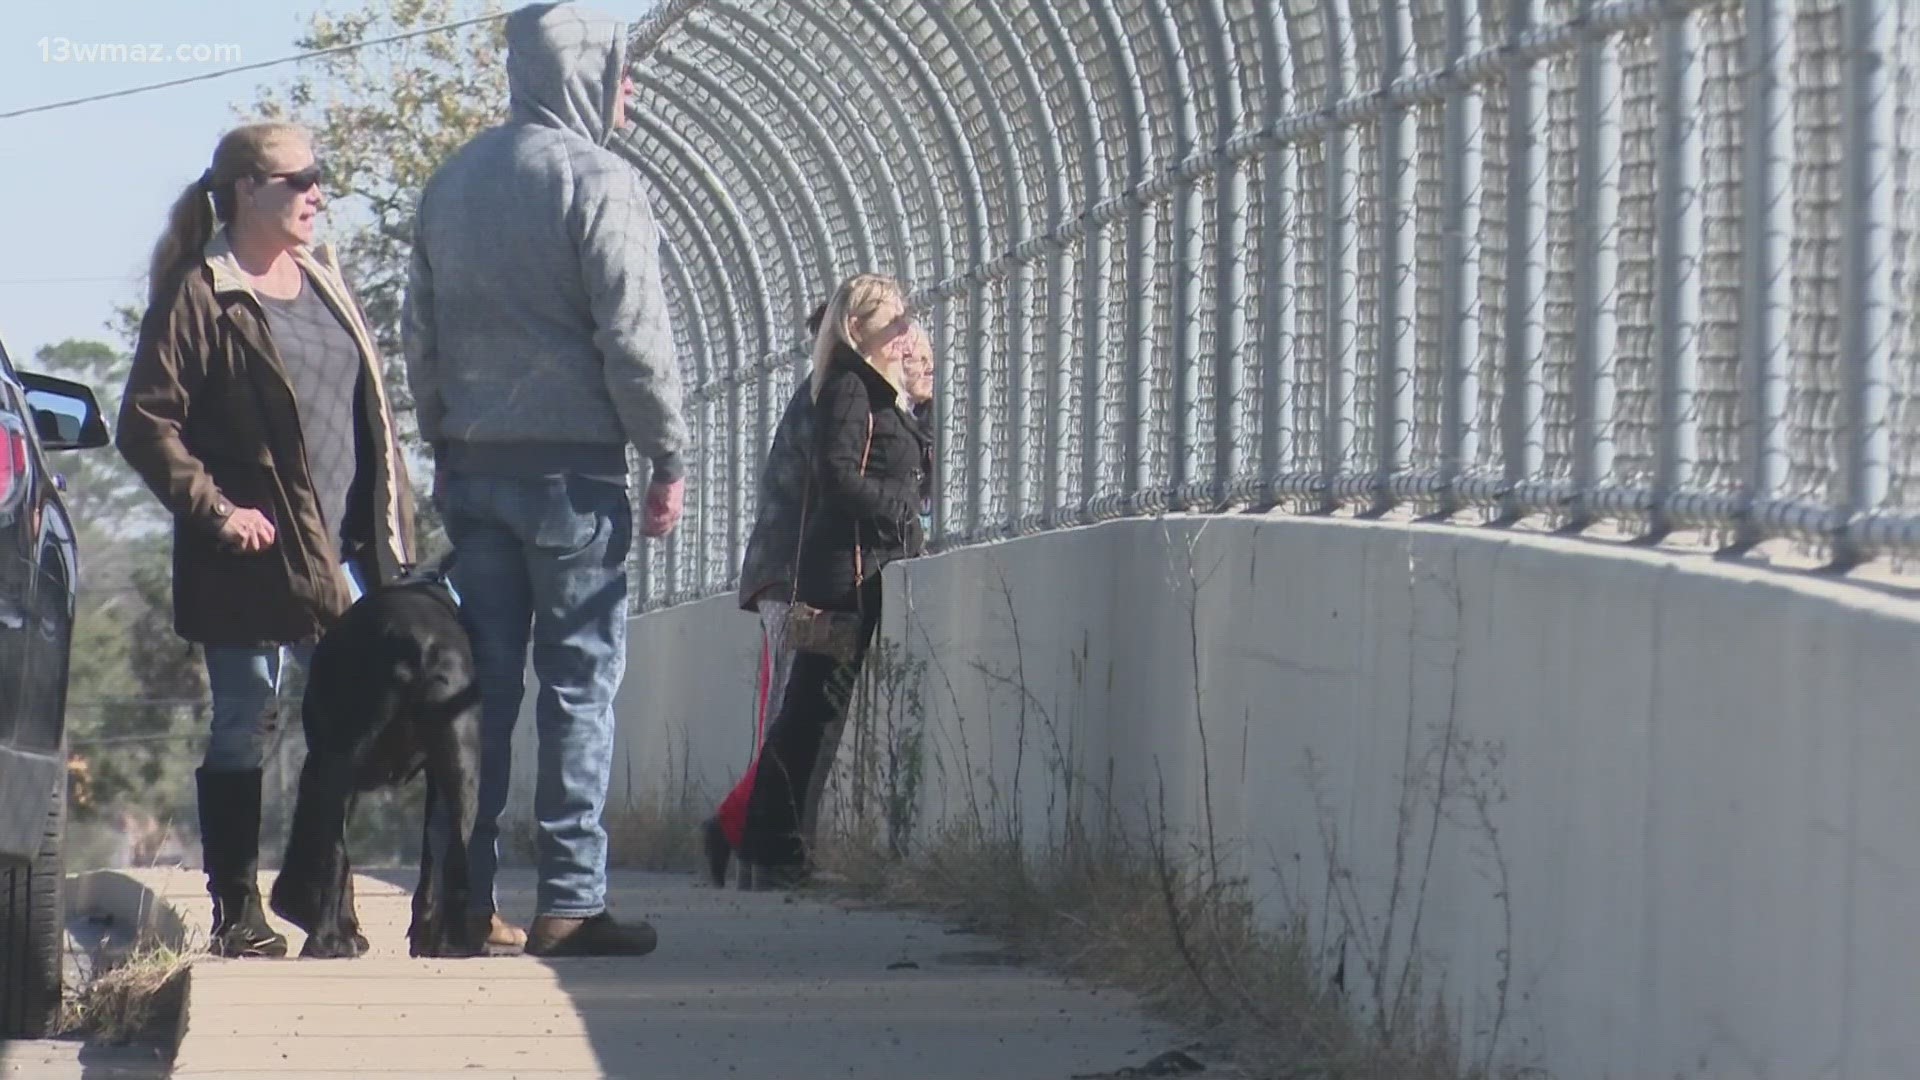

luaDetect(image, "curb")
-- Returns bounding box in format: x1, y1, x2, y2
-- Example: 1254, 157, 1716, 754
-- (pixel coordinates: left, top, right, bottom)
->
63, 868, 198, 1053
65, 868, 193, 953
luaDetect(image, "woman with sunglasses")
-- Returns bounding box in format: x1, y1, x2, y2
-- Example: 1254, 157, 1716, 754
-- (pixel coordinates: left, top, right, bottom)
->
704, 307, 936, 889
117, 121, 417, 958
726, 274, 934, 890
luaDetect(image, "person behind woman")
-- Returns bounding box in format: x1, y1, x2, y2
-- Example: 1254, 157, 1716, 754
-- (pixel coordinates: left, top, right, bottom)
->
701, 301, 828, 888
735, 274, 933, 888
705, 305, 936, 888
117, 121, 416, 957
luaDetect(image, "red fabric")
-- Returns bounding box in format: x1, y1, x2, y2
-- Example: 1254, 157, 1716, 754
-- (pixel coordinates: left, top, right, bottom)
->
716, 627, 774, 849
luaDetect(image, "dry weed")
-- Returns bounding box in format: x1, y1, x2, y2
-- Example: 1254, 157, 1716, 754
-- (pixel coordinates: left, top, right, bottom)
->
603, 791, 706, 873
59, 939, 195, 1045
815, 815, 1514, 1079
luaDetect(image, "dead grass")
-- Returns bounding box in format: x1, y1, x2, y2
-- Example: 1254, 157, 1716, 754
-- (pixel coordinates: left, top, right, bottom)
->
504, 789, 709, 874
59, 939, 196, 1045
603, 789, 707, 872
815, 822, 1503, 1080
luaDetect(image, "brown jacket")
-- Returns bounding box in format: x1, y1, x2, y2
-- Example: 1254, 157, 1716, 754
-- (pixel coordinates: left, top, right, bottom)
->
117, 230, 416, 647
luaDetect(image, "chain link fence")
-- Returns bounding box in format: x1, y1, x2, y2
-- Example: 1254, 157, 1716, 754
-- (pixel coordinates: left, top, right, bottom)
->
609, 0, 1920, 609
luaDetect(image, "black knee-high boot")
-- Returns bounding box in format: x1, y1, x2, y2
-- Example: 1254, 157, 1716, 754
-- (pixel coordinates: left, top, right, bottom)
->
195, 766, 288, 958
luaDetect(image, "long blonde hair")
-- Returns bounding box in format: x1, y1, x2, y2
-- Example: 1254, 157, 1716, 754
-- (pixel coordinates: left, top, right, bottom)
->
809, 273, 906, 401
147, 121, 309, 307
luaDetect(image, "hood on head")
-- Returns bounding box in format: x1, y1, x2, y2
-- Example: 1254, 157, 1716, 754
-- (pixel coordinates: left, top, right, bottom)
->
506, 2, 629, 145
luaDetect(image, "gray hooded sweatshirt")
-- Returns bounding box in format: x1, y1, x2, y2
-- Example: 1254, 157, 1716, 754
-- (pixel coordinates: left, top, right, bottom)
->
403, 2, 686, 482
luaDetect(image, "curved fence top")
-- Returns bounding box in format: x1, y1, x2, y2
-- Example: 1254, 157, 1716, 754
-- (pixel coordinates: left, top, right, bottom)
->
610, 0, 1920, 609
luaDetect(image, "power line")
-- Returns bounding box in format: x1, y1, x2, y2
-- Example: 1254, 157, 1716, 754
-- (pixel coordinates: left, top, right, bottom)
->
67, 698, 209, 709
0, 276, 143, 288
69, 732, 208, 749
0, 11, 510, 121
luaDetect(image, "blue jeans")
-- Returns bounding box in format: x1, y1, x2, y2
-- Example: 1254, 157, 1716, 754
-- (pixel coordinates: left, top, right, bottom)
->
202, 561, 365, 771
434, 471, 632, 918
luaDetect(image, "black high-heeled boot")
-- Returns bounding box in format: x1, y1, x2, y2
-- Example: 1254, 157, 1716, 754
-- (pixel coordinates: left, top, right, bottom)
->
701, 816, 731, 889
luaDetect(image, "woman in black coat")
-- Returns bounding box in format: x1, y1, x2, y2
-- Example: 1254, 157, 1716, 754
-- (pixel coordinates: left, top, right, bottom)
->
738, 273, 933, 885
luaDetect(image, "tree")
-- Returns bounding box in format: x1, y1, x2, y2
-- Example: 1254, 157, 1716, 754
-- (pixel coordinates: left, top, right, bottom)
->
36, 340, 202, 864
251, 0, 508, 468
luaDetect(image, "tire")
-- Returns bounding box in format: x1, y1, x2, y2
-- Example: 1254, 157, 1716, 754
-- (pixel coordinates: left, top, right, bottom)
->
0, 772, 64, 1039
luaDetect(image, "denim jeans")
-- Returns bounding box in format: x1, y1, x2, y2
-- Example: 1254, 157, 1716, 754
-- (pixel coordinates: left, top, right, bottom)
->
433, 471, 632, 918
201, 560, 365, 771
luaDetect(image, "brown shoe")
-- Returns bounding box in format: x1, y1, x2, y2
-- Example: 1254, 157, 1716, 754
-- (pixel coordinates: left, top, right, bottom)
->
525, 912, 658, 958
467, 912, 527, 954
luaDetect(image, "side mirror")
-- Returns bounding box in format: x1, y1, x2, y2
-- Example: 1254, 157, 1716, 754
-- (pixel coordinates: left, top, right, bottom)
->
17, 373, 110, 452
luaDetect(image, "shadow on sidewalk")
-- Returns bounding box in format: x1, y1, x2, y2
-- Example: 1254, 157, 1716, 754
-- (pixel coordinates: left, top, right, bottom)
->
362, 864, 1183, 1080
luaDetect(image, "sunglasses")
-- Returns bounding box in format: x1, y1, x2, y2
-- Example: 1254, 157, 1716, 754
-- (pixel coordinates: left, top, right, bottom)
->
256, 164, 325, 192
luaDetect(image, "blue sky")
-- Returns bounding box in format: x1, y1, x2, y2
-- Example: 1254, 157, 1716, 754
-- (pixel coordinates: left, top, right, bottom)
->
0, 1, 658, 368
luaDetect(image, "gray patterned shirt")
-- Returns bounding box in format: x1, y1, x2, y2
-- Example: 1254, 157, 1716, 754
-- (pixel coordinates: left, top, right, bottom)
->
258, 270, 362, 556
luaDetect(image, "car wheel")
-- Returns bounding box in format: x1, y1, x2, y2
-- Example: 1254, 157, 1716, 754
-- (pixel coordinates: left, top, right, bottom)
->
0, 771, 64, 1038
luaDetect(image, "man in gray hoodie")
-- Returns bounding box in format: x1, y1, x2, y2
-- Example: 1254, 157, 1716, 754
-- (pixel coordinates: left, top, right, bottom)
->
403, 1, 684, 958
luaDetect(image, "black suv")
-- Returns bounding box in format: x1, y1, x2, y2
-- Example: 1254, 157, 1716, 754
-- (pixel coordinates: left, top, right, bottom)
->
0, 333, 110, 1038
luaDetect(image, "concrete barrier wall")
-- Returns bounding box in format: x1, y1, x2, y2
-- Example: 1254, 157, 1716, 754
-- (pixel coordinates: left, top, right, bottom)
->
529, 515, 1920, 1079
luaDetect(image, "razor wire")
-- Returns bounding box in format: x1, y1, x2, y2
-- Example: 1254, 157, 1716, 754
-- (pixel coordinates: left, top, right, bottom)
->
608, 0, 1920, 610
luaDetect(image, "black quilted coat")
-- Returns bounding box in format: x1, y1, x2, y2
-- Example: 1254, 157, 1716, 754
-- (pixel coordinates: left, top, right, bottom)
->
737, 343, 932, 613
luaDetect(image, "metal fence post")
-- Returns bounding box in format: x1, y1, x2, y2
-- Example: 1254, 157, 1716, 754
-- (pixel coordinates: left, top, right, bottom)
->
1257, 4, 1291, 505
1651, 4, 1696, 535
1835, 0, 1892, 564
932, 294, 954, 541
1500, 0, 1542, 521
1146, 0, 1202, 508
1195, 0, 1247, 504
1087, 0, 1151, 506
1320, 0, 1350, 509
1438, 0, 1472, 511
1569, 0, 1604, 528
971, 2, 1070, 532
966, 286, 988, 537
1025, 2, 1108, 525
658, 240, 718, 592
1738, 0, 1787, 544
1373, 2, 1412, 513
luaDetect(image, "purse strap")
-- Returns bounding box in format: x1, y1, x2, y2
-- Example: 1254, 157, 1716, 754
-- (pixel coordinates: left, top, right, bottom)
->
787, 462, 810, 608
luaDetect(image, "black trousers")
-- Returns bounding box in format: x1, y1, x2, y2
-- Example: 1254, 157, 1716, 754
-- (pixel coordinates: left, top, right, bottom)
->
740, 576, 882, 869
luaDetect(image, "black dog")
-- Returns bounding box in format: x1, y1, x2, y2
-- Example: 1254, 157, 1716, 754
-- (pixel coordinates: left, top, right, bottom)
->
268, 569, 485, 959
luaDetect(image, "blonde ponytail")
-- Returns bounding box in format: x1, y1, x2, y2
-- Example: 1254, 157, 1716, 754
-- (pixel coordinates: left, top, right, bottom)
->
146, 178, 218, 308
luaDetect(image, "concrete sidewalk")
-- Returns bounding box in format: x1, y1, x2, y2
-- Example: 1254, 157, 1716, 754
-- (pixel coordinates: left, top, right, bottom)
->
138, 866, 1199, 1079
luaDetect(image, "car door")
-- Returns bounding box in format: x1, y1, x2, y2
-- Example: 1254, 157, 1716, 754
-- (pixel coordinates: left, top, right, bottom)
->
0, 364, 39, 752
0, 341, 53, 868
